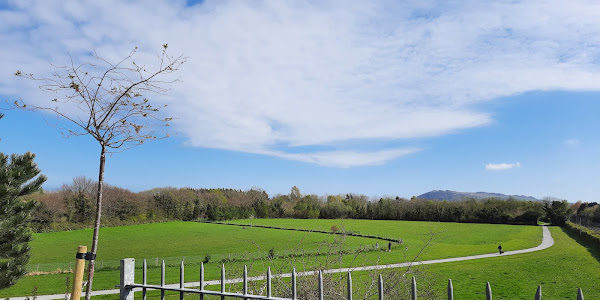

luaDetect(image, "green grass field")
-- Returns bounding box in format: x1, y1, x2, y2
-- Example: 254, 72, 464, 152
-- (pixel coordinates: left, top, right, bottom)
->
27, 221, 375, 267
424, 227, 600, 299
1, 219, 598, 299
228, 218, 542, 259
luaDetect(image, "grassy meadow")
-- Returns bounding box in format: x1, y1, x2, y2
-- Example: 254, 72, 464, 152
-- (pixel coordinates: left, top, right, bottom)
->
424, 226, 600, 299
27, 221, 375, 269
1, 219, 598, 299
228, 218, 542, 259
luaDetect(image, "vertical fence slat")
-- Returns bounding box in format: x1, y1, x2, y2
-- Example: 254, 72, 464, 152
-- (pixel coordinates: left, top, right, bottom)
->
143, 259, 147, 300
292, 268, 297, 300
347, 272, 353, 300
378, 274, 384, 300
221, 264, 226, 300
485, 282, 492, 300
411, 277, 417, 300
535, 285, 541, 300
180, 261, 185, 300
200, 262, 204, 300
119, 258, 135, 300
244, 265, 248, 300
447, 279, 453, 300
577, 288, 584, 300
318, 270, 323, 300
267, 267, 272, 298
161, 260, 165, 300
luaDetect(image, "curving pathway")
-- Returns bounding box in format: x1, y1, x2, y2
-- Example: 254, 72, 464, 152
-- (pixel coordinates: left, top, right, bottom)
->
12, 226, 553, 300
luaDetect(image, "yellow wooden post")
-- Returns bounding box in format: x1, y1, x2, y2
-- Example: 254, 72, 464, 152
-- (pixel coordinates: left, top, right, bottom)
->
71, 245, 87, 299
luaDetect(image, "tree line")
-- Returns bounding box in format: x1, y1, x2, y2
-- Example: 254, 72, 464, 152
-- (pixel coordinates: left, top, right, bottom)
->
24, 179, 582, 233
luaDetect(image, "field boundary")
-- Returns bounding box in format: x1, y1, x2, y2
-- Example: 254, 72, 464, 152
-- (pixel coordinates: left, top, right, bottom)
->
203, 220, 402, 243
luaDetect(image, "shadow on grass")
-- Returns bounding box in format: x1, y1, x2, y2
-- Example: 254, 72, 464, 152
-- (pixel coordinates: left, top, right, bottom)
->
560, 226, 600, 264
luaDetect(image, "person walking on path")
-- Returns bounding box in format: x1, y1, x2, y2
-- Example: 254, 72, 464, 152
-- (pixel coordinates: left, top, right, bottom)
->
498, 244, 504, 254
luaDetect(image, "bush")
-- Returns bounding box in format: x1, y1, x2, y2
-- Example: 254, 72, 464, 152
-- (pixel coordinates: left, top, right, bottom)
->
564, 221, 600, 249
331, 225, 339, 233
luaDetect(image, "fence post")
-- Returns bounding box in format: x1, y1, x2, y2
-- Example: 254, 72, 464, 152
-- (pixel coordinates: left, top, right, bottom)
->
120, 258, 135, 300
411, 277, 417, 300
347, 272, 353, 300
71, 245, 87, 300
180, 261, 185, 300
243, 265, 248, 300
200, 262, 205, 300
143, 259, 147, 300
378, 274, 383, 300
577, 288, 584, 300
535, 285, 541, 300
485, 282, 492, 300
292, 268, 297, 300
161, 260, 165, 300
318, 270, 323, 300
447, 279, 453, 300
221, 264, 226, 300
267, 267, 272, 298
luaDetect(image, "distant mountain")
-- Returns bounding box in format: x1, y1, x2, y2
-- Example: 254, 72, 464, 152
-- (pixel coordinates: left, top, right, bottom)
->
417, 190, 539, 202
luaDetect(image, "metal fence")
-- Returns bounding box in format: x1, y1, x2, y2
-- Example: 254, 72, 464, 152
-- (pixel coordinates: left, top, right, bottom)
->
119, 258, 586, 300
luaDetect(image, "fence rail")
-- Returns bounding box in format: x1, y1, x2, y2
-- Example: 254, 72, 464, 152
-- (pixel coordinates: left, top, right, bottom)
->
119, 258, 585, 300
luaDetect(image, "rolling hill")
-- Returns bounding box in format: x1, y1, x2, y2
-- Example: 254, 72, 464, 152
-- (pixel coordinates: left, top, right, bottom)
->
417, 190, 539, 202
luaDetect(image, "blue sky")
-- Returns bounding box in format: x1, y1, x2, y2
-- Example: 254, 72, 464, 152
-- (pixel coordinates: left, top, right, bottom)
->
1, 0, 599, 201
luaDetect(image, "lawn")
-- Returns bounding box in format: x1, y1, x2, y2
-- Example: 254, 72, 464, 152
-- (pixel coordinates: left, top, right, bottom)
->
1, 219, 581, 299
227, 218, 542, 260
27, 221, 376, 271
423, 226, 600, 299
87, 226, 600, 299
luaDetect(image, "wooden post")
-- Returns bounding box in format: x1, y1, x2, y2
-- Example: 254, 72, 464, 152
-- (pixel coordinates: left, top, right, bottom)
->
71, 245, 87, 300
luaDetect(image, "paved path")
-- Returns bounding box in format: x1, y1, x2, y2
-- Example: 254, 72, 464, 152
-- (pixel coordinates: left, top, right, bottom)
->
14, 226, 553, 300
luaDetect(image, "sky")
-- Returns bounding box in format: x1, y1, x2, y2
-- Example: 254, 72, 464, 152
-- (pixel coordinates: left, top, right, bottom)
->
1, 0, 599, 202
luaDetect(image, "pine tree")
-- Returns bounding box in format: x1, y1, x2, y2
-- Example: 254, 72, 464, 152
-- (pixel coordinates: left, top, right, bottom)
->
0, 113, 47, 288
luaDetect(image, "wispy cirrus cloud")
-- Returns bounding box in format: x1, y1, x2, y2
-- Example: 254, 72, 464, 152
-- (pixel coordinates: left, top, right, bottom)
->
486, 162, 521, 171
565, 138, 581, 146
2, 1, 600, 167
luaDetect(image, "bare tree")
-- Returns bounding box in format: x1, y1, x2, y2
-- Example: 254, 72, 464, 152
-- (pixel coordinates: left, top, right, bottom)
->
61, 175, 97, 197
12, 45, 185, 299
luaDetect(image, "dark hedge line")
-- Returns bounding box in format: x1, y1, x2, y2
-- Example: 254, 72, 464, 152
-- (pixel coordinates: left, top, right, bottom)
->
564, 221, 600, 249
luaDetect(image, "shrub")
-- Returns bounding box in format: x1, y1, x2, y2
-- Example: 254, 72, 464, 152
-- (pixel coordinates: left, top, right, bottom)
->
564, 221, 600, 249
203, 254, 211, 264
331, 225, 339, 233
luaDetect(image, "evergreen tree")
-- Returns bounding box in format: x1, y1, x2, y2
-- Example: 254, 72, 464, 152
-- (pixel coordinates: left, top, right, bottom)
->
0, 113, 47, 288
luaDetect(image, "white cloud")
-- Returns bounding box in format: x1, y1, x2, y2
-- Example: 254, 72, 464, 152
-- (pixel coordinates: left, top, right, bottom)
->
3, 0, 600, 167
565, 138, 581, 146
268, 148, 421, 168
486, 162, 521, 171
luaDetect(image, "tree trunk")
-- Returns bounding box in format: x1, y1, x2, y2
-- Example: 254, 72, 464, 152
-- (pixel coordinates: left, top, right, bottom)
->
84, 144, 106, 300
